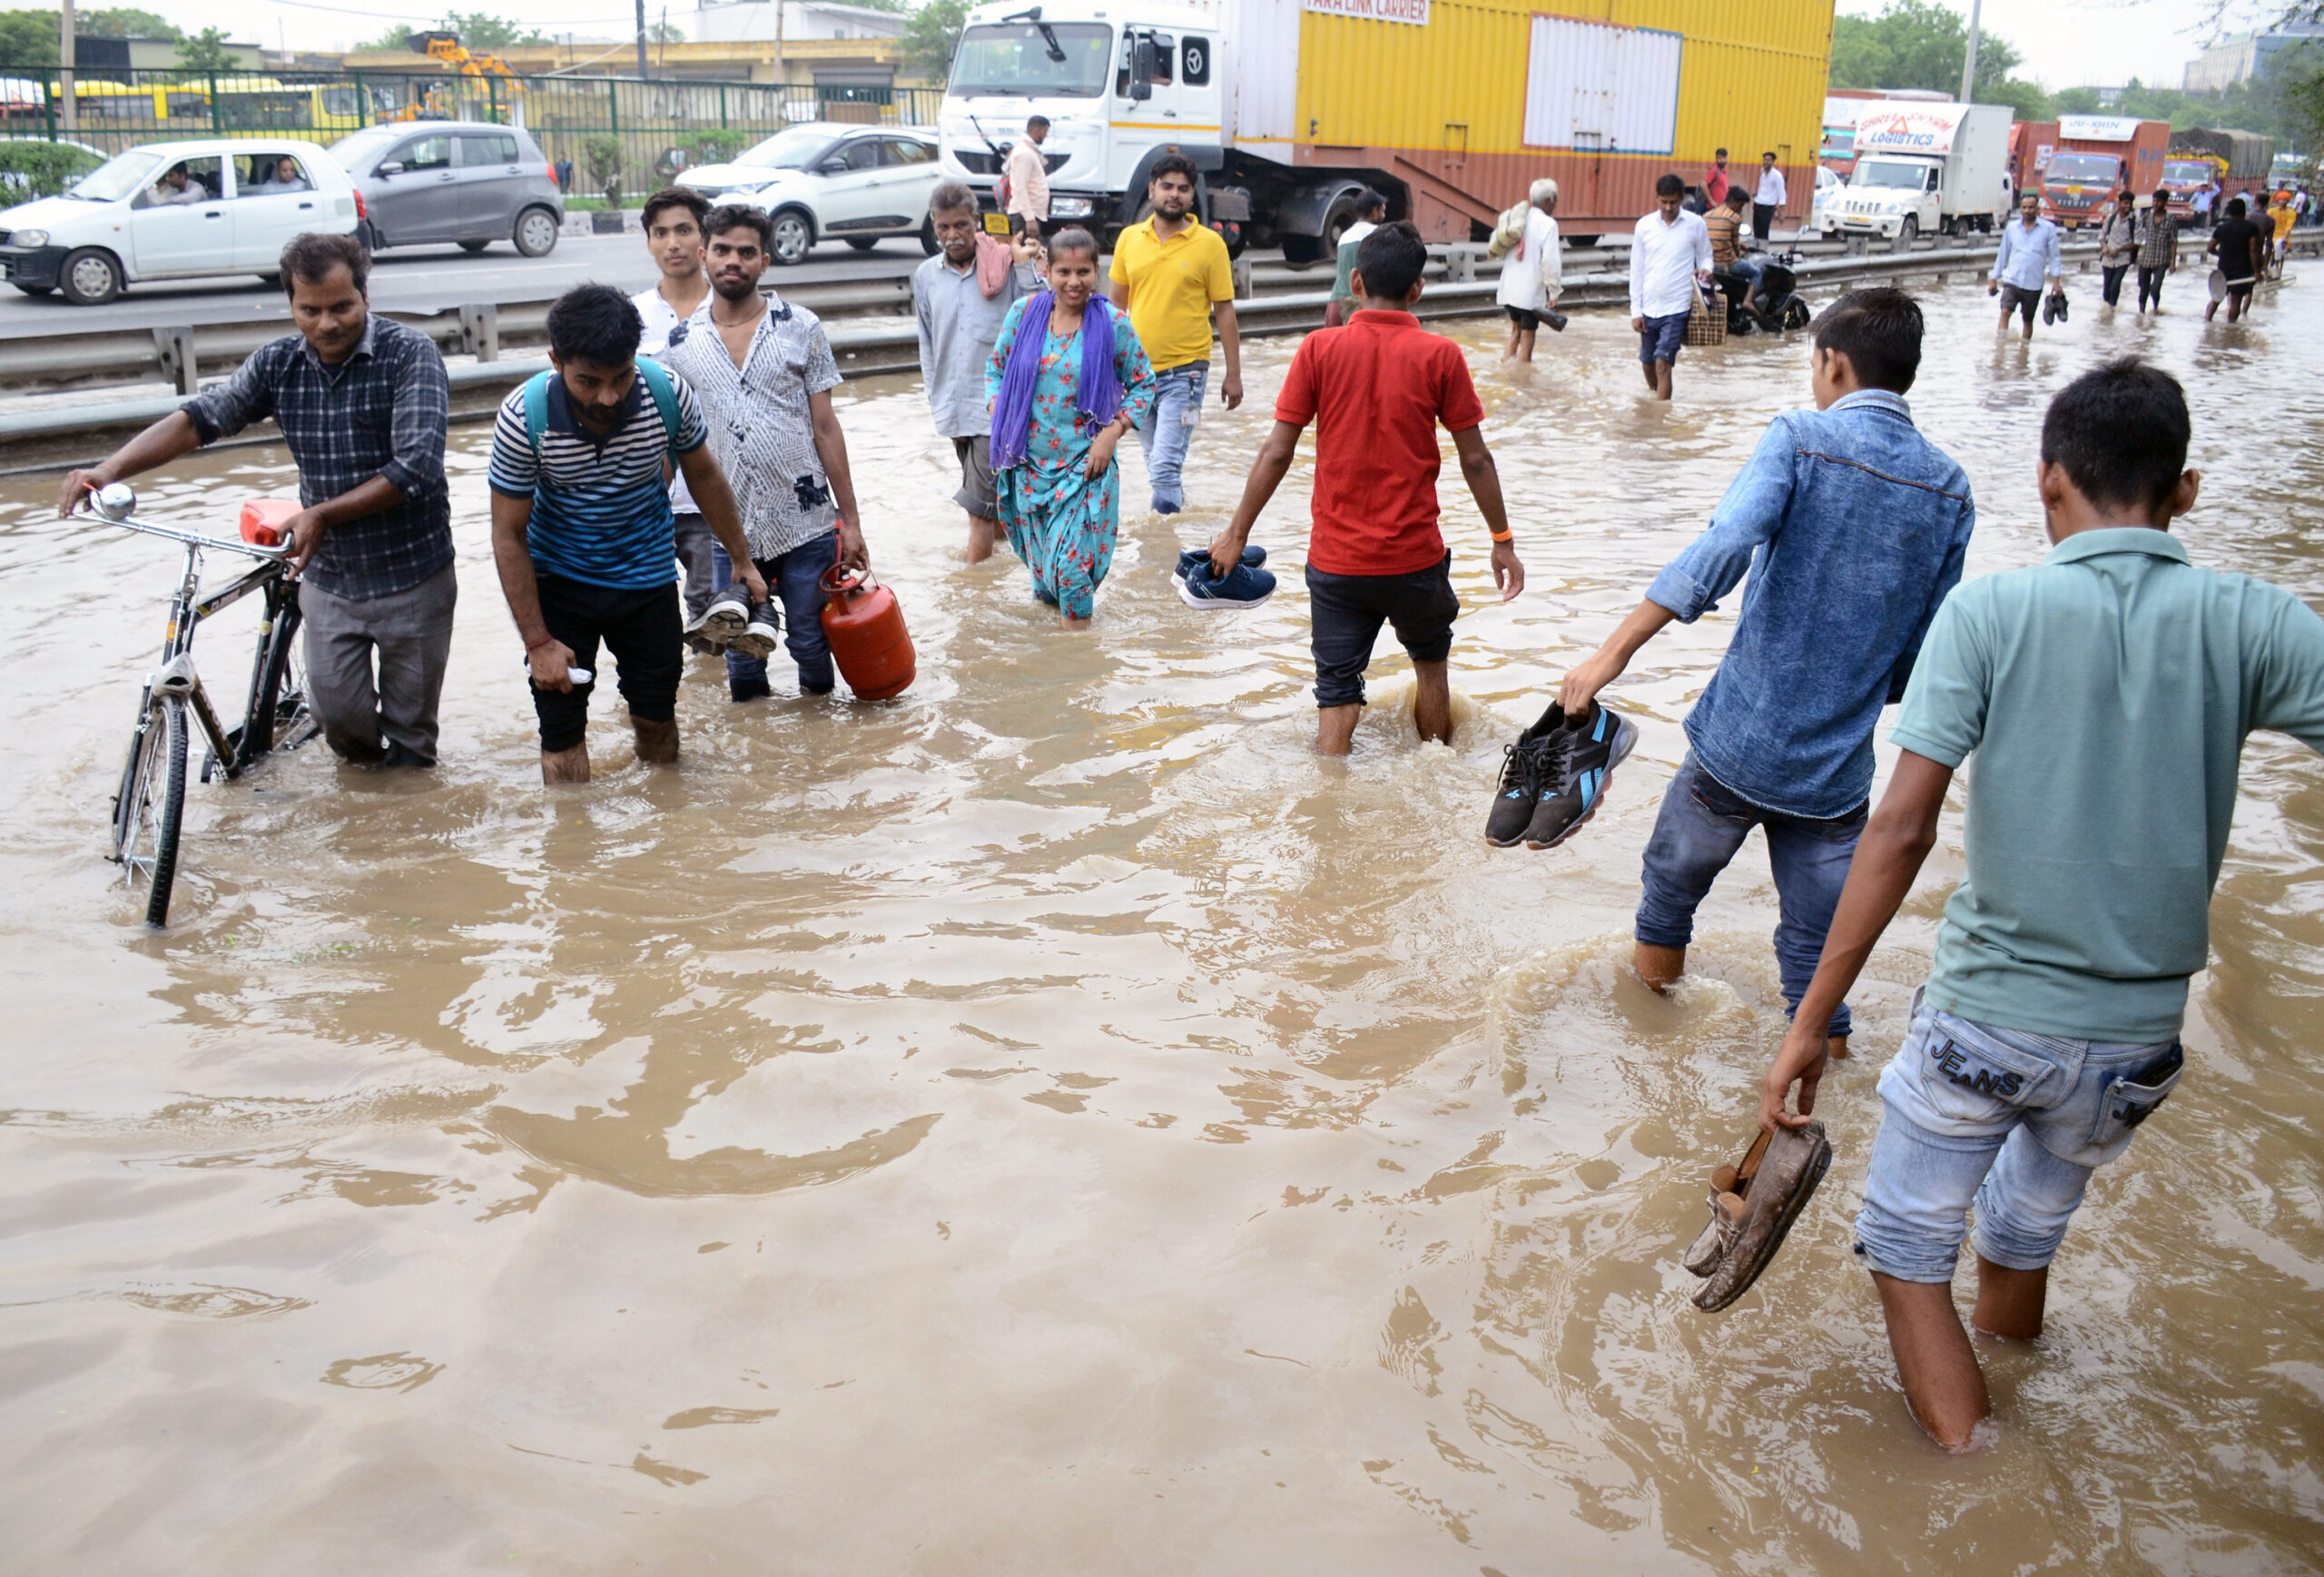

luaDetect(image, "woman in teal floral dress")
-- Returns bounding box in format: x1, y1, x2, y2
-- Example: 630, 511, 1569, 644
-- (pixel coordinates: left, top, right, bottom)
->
985, 228, 1157, 626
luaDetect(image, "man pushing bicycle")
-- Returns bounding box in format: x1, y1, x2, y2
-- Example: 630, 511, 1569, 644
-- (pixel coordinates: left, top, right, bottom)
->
60, 233, 456, 768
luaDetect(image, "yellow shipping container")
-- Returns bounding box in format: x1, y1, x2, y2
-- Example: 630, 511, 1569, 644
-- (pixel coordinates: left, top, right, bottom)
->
1275, 0, 1834, 240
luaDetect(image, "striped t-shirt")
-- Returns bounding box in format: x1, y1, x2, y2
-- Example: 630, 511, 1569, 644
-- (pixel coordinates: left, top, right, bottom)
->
487, 371, 710, 589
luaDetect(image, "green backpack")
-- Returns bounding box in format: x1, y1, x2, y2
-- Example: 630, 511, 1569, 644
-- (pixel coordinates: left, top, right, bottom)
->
521, 357, 682, 463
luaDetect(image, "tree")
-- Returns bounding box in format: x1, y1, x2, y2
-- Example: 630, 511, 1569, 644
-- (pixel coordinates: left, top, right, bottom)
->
174, 25, 237, 70
439, 10, 548, 49
648, 20, 685, 42
81, 8, 179, 38
901, 0, 964, 85
584, 132, 624, 205
0, 137, 99, 194
0, 9, 58, 64
1828, 0, 2047, 115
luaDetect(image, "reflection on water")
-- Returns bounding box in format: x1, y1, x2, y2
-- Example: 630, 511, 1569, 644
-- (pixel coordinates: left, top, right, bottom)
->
2, 278, 2320, 1572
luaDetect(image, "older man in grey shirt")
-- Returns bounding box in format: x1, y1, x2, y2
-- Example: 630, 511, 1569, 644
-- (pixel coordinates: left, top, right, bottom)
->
913, 181, 1039, 563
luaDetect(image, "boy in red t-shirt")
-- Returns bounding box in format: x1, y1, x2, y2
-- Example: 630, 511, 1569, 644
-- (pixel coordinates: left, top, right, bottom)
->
1208, 222, 1524, 754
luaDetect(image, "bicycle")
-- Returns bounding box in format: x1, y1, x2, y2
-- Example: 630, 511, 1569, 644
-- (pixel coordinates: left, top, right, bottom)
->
88, 482, 318, 927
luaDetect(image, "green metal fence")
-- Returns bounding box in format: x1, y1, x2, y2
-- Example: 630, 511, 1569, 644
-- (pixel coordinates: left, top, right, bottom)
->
0, 67, 945, 197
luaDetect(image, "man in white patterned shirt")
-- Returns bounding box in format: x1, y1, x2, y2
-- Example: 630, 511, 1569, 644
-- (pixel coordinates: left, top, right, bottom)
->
660, 203, 871, 703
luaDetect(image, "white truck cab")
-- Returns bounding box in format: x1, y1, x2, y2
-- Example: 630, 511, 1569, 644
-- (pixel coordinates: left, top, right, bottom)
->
940, 3, 1226, 236
1831, 103, 2012, 244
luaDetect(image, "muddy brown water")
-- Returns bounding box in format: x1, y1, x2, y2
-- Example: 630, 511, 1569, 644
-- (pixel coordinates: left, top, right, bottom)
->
4, 277, 2321, 1574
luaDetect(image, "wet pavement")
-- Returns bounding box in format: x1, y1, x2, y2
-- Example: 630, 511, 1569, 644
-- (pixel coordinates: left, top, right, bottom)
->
3, 272, 2320, 1572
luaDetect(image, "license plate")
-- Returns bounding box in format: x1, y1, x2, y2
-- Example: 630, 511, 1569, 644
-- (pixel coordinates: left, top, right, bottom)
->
981, 212, 1009, 236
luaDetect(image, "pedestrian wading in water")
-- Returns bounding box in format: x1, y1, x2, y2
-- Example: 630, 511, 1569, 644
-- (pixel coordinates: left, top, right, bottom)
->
986, 226, 1157, 626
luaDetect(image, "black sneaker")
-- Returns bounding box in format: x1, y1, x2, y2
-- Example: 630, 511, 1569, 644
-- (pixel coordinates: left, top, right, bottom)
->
1542, 310, 1570, 333
1485, 701, 1571, 846
727, 602, 781, 660
698, 587, 750, 648
1521, 701, 1639, 850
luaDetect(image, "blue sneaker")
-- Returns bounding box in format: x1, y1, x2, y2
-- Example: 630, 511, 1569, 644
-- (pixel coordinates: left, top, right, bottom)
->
1176, 555, 1276, 610
1174, 545, 1266, 581
1521, 702, 1638, 850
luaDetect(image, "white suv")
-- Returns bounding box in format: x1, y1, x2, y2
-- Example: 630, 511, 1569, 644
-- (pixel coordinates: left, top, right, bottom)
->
0, 138, 359, 304
676, 122, 943, 266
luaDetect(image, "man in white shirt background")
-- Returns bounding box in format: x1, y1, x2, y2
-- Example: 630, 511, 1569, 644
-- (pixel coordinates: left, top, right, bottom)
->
1629, 172, 1712, 401
631, 188, 722, 644
1495, 176, 1565, 362
1753, 151, 1787, 243
1004, 116, 1051, 241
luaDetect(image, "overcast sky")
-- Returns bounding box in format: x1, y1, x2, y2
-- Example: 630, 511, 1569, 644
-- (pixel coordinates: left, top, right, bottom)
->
157, 0, 2285, 86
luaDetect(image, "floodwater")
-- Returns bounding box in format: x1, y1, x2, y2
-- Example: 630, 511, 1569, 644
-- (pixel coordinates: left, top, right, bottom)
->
5, 272, 2322, 1575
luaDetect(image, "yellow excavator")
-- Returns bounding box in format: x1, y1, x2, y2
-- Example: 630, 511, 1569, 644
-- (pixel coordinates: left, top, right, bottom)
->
382, 31, 525, 123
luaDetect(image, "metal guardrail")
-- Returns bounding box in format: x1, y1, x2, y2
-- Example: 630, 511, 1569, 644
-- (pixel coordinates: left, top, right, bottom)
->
0, 232, 2285, 468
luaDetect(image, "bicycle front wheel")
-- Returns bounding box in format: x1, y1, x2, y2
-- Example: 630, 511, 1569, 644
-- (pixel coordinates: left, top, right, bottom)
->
119, 696, 189, 927
242, 586, 314, 764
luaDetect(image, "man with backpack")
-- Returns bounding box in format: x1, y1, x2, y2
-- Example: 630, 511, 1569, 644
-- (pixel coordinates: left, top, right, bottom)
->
488, 284, 765, 784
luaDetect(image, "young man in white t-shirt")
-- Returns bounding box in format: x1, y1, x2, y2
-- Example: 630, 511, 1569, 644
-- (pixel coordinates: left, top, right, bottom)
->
632, 188, 719, 641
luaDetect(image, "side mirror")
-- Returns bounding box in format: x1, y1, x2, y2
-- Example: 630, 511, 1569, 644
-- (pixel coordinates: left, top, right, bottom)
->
819, 159, 847, 175
1130, 36, 1157, 100
378, 161, 405, 177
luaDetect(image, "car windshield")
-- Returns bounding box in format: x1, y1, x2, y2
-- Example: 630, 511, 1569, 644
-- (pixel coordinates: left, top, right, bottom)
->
948, 23, 1113, 98
2047, 154, 2117, 182
2163, 161, 2211, 184
329, 125, 402, 168
734, 127, 838, 170
1853, 159, 1930, 190
67, 149, 164, 202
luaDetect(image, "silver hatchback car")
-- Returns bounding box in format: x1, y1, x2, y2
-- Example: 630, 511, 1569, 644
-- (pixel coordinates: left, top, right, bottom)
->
329, 121, 564, 256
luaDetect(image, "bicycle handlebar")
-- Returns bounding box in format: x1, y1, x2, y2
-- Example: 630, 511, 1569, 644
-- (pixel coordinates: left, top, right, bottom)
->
78, 502, 290, 562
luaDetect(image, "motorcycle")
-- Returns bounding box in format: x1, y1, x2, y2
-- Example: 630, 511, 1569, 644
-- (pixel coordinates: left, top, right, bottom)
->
1713, 246, 1814, 335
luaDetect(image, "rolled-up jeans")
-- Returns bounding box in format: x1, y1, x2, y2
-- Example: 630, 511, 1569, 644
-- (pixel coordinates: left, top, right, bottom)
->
1855, 991, 2184, 1283
711, 531, 839, 695
1135, 360, 1209, 514
1634, 752, 1865, 1039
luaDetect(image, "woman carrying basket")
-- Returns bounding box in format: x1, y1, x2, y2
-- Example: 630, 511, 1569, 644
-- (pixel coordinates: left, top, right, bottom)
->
985, 227, 1157, 626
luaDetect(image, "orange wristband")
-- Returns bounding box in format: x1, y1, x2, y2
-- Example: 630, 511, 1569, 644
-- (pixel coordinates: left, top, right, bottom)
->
1490, 528, 1513, 543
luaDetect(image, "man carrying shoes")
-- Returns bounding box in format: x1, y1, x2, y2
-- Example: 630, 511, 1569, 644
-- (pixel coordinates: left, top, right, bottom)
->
488, 284, 766, 784
1760, 359, 2324, 1451
61, 233, 456, 769
630, 186, 722, 641
660, 204, 870, 703
1209, 222, 1521, 757
1989, 190, 2063, 341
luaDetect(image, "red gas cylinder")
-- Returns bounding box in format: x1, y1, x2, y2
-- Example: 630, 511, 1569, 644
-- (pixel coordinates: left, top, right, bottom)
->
240, 498, 300, 548
819, 539, 915, 700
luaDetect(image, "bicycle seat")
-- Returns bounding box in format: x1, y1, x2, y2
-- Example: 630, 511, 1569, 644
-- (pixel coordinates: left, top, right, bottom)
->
241, 498, 299, 548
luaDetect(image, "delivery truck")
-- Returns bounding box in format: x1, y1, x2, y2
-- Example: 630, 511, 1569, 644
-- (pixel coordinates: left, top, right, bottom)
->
936, 0, 1832, 259
1825, 102, 2013, 243
2042, 114, 2170, 229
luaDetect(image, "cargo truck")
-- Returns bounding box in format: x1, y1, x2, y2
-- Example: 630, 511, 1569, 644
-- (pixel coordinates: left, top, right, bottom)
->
936, 0, 1832, 259
1825, 102, 2013, 243
2041, 114, 2169, 229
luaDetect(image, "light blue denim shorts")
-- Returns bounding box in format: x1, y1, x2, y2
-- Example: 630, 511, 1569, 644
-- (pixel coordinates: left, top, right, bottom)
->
1854, 991, 2185, 1284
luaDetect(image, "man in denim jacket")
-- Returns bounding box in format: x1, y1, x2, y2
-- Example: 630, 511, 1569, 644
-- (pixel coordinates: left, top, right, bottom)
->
1561, 288, 1974, 1066
1760, 360, 2324, 1448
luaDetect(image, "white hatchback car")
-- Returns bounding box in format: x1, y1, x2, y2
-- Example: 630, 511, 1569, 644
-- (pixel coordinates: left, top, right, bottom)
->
0, 137, 360, 304
1807, 165, 1845, 240
675, 122, 943, 266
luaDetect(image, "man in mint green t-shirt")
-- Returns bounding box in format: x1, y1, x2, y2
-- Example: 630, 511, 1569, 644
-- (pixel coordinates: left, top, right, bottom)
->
1758, 358, 2324, 1451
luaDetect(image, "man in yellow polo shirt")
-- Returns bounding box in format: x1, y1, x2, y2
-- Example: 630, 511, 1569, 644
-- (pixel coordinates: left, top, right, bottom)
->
1108, 153, 1242, 515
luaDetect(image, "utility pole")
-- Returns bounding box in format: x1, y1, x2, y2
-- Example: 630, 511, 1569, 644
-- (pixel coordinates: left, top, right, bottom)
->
58, 0, 74, 134
635, 0, 649, 77
1958, 0, 1982, 104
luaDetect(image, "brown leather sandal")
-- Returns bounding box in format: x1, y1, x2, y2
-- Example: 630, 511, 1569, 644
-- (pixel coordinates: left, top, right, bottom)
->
1684, 1121, 1833, 1312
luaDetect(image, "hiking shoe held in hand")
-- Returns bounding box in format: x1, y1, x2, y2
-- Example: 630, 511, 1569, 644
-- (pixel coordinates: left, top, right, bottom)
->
1485, 700, 1571, 847
1542, 310, 1571, 333
727, 602, 782, 660
1176, 556, 1277, 611
1522, 701, 1638, 850
698, 587, 750, 649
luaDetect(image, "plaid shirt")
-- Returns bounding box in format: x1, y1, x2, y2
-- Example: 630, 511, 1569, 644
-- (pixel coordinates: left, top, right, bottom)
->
2136, 210, 2181, 269
185, 315, 452, 600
